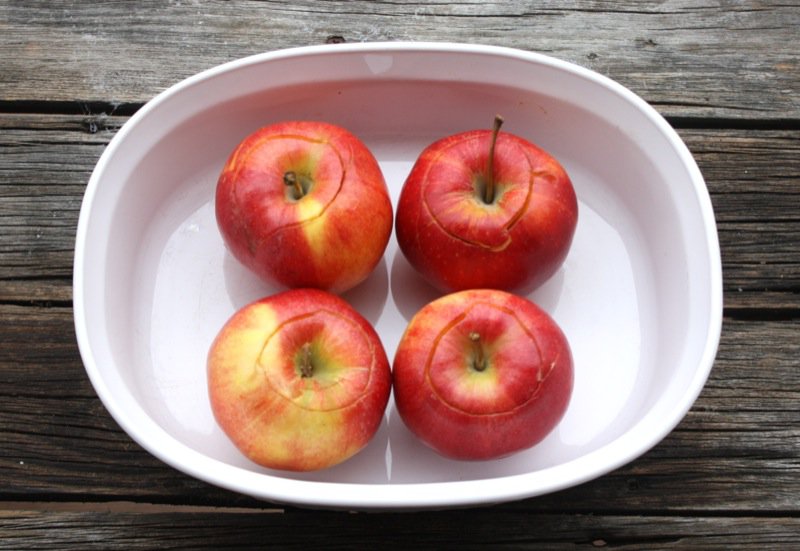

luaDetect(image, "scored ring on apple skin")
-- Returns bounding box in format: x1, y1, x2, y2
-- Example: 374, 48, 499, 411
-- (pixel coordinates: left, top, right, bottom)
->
215, 120, 393, 294
207, 288, 392, 472
395, 119, 578, 293
392, 289, 573, 461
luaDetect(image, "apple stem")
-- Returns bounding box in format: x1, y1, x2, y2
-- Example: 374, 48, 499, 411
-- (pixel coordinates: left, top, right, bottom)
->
484, 114, 504, 205
283, 171, 305, 200
299, 342, 314, 378
469, 332, 487, 372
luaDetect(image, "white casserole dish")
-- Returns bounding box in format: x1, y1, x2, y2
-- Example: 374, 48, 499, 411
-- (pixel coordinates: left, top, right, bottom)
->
73, 42, 722, 509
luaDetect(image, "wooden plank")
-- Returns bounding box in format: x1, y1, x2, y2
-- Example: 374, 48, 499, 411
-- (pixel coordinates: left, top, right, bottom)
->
0, 280, 71, 305
1, 2, 798, 120
3, 117, 797, 309
679, 129, 800, 222
0, 114, 113, 293
680, 128, 800, 299
0, 508, 798, 550
1, 304, 797, 513
679, 128, 800, 298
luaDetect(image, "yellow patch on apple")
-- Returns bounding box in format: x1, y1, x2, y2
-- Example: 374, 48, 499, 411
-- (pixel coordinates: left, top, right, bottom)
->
296, 198, 327, 255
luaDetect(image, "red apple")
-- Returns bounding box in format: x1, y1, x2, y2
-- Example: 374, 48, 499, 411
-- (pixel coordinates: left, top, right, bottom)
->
396, 116, 578, 292
392, 289, 573, 460
207, 288, 391, 471
215, 121, 393, 294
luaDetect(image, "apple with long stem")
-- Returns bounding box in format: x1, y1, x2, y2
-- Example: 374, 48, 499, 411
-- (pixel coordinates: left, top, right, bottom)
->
395, 116, 578, 292
392, 289, 573, 460
207, 288, 392, 471
215, 121, 393, 294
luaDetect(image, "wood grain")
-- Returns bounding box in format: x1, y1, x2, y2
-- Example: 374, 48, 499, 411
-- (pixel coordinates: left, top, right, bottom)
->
1, 1, 798, 120
0, 508, 798, 550
1, 2, 798, 546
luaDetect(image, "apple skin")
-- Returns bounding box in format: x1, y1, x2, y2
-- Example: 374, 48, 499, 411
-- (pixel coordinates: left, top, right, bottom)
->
395, 126, 578, 292
215, 121, 393, 294
207, 288, 392, 471
392, 289, 573, 461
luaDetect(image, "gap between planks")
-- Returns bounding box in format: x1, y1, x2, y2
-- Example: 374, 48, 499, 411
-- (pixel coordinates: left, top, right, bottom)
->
0, 500, 283, 515
2, 101, 800, 132
1, 501, 799, 519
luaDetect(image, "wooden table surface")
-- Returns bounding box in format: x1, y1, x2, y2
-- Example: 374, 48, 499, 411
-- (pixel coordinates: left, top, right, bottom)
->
1, 2, 798, 549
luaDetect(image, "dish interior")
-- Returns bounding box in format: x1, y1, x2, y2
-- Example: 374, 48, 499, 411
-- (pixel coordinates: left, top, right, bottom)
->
81, 51, 715, 490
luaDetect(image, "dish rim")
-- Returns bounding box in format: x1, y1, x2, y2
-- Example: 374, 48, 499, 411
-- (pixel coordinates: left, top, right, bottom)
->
73, 41, 723, 509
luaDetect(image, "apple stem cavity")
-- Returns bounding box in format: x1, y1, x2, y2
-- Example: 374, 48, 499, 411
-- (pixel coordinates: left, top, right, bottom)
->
468, 331, 488, 372
283, 171, 307, 200
299, 342, 314, 378
483, 114, 504, 205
